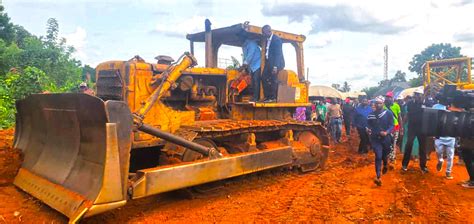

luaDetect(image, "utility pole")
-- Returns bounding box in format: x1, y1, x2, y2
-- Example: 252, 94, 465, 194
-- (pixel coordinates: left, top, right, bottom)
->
306, 67, 309, 81
384, 45, 388, 80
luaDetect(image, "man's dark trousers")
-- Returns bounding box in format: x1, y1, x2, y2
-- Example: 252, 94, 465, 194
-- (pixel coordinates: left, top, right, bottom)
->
262, 63, 278, 100
251, 68, 261, 101
357, 127, 369, 153
344, 118, 351, 136
402, 125, 427, 169
372, 136, 391, 178
460, 140, 474, 182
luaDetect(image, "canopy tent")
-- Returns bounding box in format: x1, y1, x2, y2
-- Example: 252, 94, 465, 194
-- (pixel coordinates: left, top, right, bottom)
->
309, 85, 343, 99
373, 82, 410, 97
396, 86, 424, 99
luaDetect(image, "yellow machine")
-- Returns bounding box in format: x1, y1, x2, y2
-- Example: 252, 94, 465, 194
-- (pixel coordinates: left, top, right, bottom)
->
423, 57, 474, 96
13, 21, 329, 223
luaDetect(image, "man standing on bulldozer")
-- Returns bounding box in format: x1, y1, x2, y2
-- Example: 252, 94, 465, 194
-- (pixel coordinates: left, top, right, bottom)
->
261, 25, 285, 103
239, 33, 262, 102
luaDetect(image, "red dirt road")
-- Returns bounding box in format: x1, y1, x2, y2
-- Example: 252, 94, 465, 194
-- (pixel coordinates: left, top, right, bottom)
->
0, 129, 473, 223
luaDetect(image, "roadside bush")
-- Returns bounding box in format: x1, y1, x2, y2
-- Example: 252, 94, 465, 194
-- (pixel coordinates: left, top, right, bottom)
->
0, 66, 58, 128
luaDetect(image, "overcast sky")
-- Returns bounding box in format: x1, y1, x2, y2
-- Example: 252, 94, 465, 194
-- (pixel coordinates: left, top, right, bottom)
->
3, 0, 474, 90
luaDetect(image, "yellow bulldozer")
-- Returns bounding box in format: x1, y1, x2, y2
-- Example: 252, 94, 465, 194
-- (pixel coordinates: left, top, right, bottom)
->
13, 21, 329, 223
423, 57, 474, 96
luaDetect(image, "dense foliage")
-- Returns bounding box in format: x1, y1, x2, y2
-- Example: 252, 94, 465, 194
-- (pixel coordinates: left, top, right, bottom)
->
408, 43, 463, 75
0, 5, 92, 129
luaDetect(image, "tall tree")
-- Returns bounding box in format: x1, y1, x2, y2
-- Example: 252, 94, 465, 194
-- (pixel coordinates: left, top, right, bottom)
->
13, 25, 33, 48
340, 81, 351, 92
0, 39, 22, 74
408, 43, 463, 75
0, 5, 15, 44
391, 70, 406, 82
409, 77, 423, 87
361, 86, 380, 99
378, 79, 390, 87
45, 18, 59, 45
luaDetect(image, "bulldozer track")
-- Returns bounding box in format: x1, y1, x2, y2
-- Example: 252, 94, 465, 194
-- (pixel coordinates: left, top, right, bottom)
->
160, 120, 329, 200
181, 119, 328, 141
163, 119, 329, 162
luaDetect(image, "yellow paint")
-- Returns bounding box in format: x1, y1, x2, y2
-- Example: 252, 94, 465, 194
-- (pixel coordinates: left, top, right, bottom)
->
461, 84, 474, 90
278, 70, 299, 85
186, 67, 227, 75
243, 24, 306, 42
291, 83, 308, 103
95, 59, 196, 145
135, 54, 197, 117
423, 57, 472, 95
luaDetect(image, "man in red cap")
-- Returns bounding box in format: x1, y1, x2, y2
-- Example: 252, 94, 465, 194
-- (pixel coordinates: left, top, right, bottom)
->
384, 91, 403, 168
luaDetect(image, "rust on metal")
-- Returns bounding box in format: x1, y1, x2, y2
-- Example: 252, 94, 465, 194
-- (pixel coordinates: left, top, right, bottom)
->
131, 146, 293, 199
14, 168, 92, 219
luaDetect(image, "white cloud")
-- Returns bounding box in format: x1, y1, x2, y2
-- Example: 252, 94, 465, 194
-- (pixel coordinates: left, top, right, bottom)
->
63, 26, 88, 62
308, 31, 343, 48
150, 15, 216, 38
265, 0, 474, 91
262, 3, 414, 35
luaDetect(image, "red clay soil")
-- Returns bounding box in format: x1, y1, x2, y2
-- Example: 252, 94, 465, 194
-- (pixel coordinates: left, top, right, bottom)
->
0, 129, 21, 186
0, 129, 473, 223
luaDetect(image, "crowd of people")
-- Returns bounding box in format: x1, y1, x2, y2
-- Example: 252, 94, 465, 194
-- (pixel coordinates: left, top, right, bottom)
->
299, 90, 473, 189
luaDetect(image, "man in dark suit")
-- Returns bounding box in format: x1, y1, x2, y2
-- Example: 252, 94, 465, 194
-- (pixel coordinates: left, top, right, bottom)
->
262, 25, 285, 103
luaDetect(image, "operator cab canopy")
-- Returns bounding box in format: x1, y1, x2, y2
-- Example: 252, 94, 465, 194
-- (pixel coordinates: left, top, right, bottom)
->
186, 21, 306, 47
186, 21, 307, 80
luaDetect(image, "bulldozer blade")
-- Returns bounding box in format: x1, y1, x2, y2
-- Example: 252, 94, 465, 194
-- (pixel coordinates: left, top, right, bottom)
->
13, 93, 133, 222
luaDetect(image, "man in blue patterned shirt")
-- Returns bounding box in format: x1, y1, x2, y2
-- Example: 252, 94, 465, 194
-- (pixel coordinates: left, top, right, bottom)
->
240, 34, 262, 102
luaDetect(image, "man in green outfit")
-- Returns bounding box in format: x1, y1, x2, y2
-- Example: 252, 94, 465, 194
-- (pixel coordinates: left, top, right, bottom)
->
315, 100, 327, 125
384, 91, 403, 167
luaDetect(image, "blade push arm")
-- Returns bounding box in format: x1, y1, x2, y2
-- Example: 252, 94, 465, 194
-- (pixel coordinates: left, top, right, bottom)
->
132, 52, 222, 159
134, 52, 197, 119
